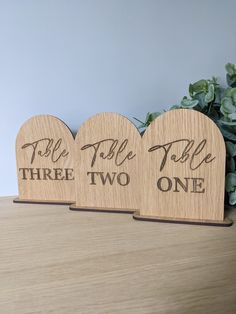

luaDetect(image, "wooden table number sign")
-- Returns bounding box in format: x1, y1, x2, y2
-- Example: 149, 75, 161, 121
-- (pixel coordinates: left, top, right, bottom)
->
14, 115, 75, 204
134, 109, 232, 226
70, 113, 141, 212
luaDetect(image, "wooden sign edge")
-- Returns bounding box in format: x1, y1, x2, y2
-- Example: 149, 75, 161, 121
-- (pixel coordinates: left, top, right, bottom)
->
14, 114, 75, 205
133, 211, 233, 227
13, 197, 73, 205
69, 204, 135, 214
135, 109, 232, 227
15, 114, 75, 141
73, 112, 141, 141
70, 112, 141, 213
142, 108, 226, 146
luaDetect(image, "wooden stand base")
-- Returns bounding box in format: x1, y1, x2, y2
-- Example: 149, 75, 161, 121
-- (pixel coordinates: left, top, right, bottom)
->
13, 197, 73, 206
133, 211, 233, 227
69, 203, 135, 214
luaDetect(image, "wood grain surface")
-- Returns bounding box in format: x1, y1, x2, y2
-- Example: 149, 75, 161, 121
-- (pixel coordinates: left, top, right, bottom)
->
73, 113, 141, 211
1, 196, 236, 314
139, 109, 226, 223
16, 115, 75, 203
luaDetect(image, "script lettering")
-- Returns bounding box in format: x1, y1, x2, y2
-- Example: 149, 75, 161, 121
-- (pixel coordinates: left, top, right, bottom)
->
148, 139, 215, 171
21, 138, 69, 164
81, 139, 136, 168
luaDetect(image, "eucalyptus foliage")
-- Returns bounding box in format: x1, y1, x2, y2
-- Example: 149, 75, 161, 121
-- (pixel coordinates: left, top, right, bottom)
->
135, 63, 236, 205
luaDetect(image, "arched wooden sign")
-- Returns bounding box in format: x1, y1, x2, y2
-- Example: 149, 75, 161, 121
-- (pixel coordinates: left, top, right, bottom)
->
134, 109, 232, 226
14, 115, 75, 204
70, 113, 141, 212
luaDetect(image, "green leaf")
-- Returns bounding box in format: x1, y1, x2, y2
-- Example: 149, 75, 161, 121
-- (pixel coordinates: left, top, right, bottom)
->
218, 118, 236, 126
194, 92, 207, 108
189, 84, 194, 97
230, 88, 236, 102
229, 191, 236, 205
214, 86, 222, 104
181, 98, 199, 108
228, 112, 236, 120
225, 172, 236, 192
224, 87, 234, 97
204, 84, 215, 103
227, 157, 235, 172
225, 63, 236, 76
226, 74, 236, 88
189, 79, 208, 96
143, 112, 162, 127
150, 112, 161, 120
217, 124, 236, 141
210, 76, 219, 85
226, 141, 236, 157
220, 97, 235, 115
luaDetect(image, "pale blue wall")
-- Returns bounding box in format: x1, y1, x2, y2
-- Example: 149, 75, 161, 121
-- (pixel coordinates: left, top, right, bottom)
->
0, 0, 236, 196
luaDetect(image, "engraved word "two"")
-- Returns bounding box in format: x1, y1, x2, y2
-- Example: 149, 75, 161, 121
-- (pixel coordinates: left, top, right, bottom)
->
81, 139, 135, 186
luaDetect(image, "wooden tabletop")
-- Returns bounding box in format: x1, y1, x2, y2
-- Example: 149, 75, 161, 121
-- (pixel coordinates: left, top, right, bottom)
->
0, 197, 236, 314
